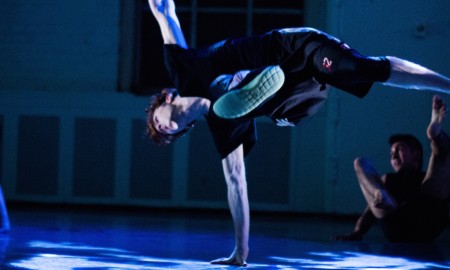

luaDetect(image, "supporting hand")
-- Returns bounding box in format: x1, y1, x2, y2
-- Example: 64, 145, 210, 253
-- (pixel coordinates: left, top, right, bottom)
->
211, 247, 248, 266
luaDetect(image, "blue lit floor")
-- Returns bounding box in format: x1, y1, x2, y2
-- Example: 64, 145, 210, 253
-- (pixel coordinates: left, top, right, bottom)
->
1, 204, 450, 269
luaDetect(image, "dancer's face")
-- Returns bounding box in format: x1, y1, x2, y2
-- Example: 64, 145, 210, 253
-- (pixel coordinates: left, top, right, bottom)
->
153, 101, 184, 135
390, 141, 419, 172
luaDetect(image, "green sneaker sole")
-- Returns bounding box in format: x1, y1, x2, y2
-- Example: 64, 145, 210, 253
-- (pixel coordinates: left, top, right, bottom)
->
213, 65, 285, 119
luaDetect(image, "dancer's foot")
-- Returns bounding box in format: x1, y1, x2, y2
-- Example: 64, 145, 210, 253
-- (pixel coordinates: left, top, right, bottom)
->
427, 95, 447, 140
213, 65, 285, 119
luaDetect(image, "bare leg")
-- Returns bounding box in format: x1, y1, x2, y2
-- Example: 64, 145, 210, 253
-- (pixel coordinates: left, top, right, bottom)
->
383, 56, 450, 95
421, 95, 450, 199
427, 95, 447, 139
0, 186, 10, 233
354, 157, 398, 218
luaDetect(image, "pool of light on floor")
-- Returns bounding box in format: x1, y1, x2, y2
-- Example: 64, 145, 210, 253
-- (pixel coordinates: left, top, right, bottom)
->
7, 241, 450, 269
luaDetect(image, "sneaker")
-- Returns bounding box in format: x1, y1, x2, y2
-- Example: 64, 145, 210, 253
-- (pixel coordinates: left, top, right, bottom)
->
213, 65, 285, 119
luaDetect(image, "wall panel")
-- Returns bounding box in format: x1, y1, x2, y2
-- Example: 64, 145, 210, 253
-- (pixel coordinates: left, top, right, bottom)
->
73, 118, 116, 198
16, 116, 59, 196
129, 119, 173, 201
187, 122, 226, 204
246, 123, 291, 205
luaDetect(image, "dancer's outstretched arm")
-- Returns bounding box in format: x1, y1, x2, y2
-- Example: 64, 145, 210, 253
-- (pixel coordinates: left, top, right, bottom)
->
148, 0, 187, 48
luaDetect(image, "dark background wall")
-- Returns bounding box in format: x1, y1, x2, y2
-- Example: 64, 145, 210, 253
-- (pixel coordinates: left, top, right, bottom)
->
0, 0, 449, 215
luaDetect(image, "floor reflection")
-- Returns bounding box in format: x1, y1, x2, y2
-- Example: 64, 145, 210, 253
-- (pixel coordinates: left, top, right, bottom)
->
2, 205, 450, 269
6, 240, 450, 270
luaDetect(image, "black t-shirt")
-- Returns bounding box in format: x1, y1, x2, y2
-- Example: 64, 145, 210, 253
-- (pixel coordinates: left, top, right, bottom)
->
381, 170, 449, 242
164, 45, 258, 158
384, 171, 425, 205
163, 28, 328, 158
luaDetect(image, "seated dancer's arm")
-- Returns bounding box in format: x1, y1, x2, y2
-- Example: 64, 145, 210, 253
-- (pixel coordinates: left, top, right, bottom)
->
333, 206, 375, 241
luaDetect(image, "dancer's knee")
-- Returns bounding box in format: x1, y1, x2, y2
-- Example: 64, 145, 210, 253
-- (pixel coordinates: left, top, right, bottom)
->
354, 157, 370, 172
354, 157, 380, 179
340, 53, 391, 83
313, 41, 391, 84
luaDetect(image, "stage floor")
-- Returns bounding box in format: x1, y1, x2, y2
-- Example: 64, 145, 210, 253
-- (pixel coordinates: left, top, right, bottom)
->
1, 204, 450, 269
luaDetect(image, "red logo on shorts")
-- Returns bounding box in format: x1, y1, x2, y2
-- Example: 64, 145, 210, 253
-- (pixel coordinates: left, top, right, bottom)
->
322, 57, 333, 72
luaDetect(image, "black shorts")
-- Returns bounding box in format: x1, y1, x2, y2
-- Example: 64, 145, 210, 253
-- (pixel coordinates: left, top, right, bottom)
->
380, 197, 449, 243
312, 40, 391, 98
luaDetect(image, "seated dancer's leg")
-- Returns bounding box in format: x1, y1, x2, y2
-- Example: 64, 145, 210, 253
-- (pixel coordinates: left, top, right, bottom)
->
354, 157, 398, 218
427, 95, 447, 142
421, 95, 450, 200
213, 65, 285, 119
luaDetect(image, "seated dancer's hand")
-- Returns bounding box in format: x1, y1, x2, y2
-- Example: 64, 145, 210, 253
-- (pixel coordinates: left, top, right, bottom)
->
332, 232, 363, 241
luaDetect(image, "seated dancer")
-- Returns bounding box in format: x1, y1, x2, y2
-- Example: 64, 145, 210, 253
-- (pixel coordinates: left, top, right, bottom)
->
334, 95, 450, 243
